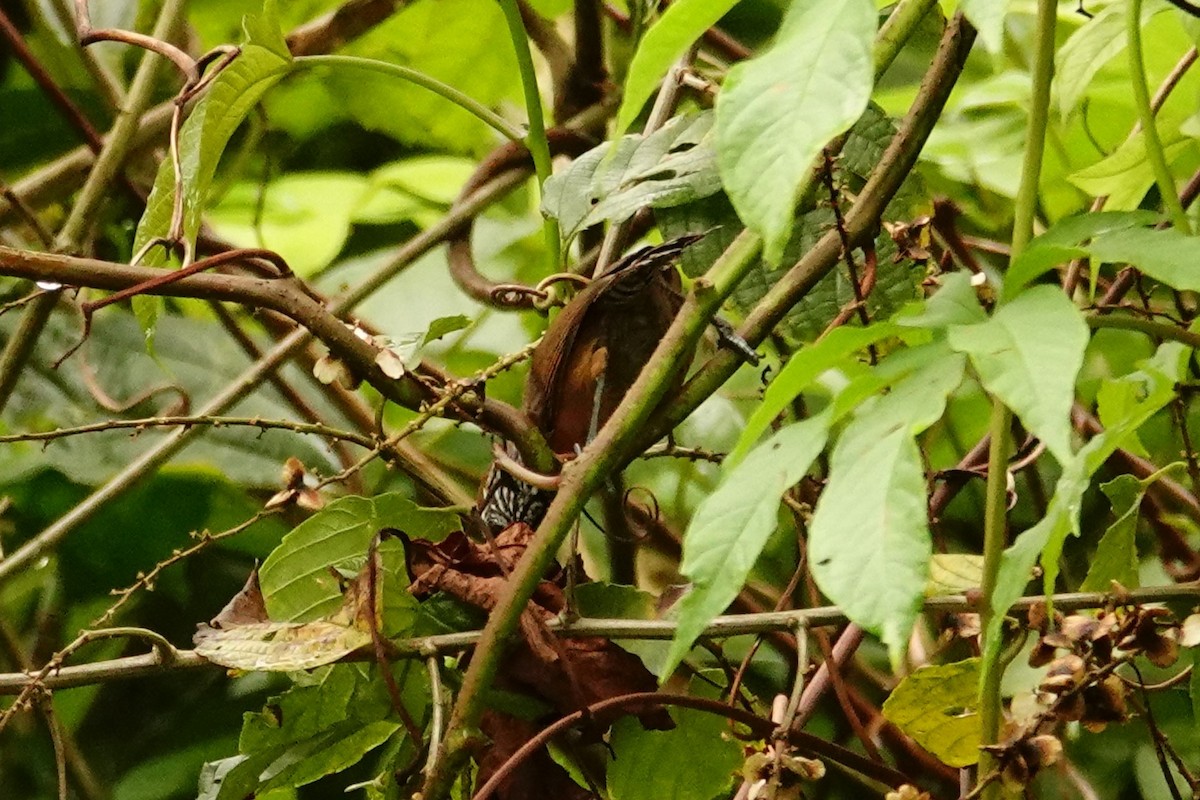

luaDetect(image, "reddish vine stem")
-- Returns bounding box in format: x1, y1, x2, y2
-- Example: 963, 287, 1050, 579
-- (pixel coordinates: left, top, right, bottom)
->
470, 692, 909, 800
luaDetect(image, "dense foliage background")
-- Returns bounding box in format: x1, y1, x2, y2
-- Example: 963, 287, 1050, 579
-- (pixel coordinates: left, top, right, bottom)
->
2, 0, 1200, 799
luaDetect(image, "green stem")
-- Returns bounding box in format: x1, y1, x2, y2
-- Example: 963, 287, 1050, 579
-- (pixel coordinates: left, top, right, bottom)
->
977, 1, 1057, 796
976, 400, 1012, 797
874, 0, 939, 76
496, 0, 561, 271
1128, 0, 1191, 234
1087, 312, 1200, 348
293, 55, 525, 143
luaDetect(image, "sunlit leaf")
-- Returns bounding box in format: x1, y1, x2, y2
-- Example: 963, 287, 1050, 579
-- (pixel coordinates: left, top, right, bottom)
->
1067, 130, 1192, 211
1056, 0, 1169, 119
715, 0, 875, 263
926, 554, 986, 596
949, 286, 1088, 465
960, 0, 1009, 53
616, 0, 740, 133
882, 658, 981, 767
810, 350, 965, 665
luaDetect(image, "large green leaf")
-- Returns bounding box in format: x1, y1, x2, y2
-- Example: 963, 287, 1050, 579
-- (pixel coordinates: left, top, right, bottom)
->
615, 0, 741, 133
982, 347, 1183, 673
259, 494, 460, 622
606, 704, 742, 800
881, 658, 981, 767
541, 112, 721, 243
206, 173, 370, 276
897, 271, 988, 329
948, 286, 1088, 465
661, 413, 830, 679
715, 0, 876, 263
1007, 215, 1200, 297
809, 349, 965, 665
330, 0, 520, 153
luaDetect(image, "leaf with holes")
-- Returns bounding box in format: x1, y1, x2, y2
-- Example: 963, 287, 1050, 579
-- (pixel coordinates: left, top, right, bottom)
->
882, 658, 981, 767
715, 0, 874, 263
541, 112, 721, 242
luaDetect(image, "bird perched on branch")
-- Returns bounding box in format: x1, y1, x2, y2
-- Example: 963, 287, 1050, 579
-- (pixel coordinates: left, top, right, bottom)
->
479, 233, 704, 533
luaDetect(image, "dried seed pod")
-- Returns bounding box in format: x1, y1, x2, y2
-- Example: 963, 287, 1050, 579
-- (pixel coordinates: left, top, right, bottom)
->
1040, 654, 1086, 693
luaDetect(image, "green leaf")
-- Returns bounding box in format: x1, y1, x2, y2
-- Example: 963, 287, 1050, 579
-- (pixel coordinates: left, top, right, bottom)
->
1004, 211, 1160, 297
1056, 0, 1168, 119
926, 554, 985, 597
982, 354, 1181, 673
207, 173, 370, 276
331, 0, 520, 153
715, 0, 876, 263
422, 314, 472, 345
1067, 129, 1191, 211
1098, 373, 1152, 457
948, 286, 1088, 465
1080, 475, 1144, 593
662, 413, 830, 679
615, 0, 740, 133
810, 351, 965, 665
607, 707, 742, 800
369, 155, 476, 205
541, 113, 722, 242
882, 658, 981, 767
575, 583, 665, 673
730, 322, 904, 465
259, 494, 460, 622
260, 720, 399, 790
898, 271, 987, 329
0, 308, 340, 486
133, 32, 293, 260
1086, 226, 1200, 292
960, 0, 1009, 53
